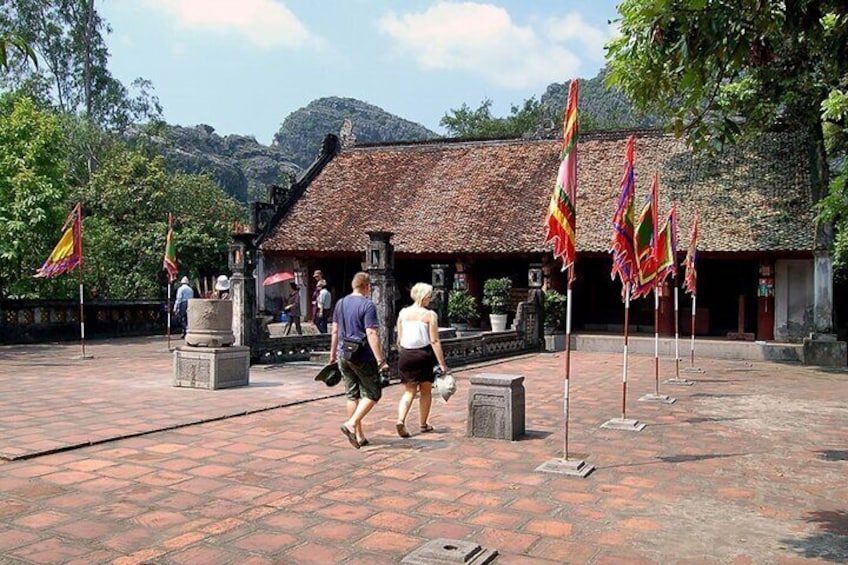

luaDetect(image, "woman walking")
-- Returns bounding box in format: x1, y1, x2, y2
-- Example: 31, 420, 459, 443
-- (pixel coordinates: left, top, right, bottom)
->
283, 281, 303, 335
396, 282, 448, 437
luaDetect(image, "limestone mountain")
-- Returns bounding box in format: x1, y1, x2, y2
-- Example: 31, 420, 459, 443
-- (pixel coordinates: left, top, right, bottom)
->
131, 123, 301, 203
272, 97, 439, 168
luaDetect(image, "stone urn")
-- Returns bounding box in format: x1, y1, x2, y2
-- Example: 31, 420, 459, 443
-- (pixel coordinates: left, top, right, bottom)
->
185, 299, 235, 347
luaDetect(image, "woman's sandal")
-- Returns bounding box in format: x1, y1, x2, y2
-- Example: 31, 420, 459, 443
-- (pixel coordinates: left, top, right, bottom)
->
396, 422, 411, 438
420, 424, 435, 433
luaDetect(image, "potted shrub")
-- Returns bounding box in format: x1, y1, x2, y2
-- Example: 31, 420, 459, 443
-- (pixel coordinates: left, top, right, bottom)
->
543, 289, 567, 334
483, 277, 512, 332
447, 290, 478, 331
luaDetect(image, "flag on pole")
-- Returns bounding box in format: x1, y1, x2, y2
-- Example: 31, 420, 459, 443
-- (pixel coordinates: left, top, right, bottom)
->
610, 135, 637, 293
655, 201, 678, 285
633, 172, 659, 298
544, 79, 579, 281
163, 214, 178, 283
35, 203, 82, 278
682, 211, 699, 295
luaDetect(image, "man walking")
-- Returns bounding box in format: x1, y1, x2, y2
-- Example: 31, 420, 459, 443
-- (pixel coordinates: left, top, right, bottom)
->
330, 272, 389, 449
315, 279, 331, 334
174, 276, 194, 338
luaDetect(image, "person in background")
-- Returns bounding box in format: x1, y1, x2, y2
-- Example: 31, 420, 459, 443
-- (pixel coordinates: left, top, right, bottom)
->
283, 281, 302, 335
174, 276, 194, 339
395, 282, 448, 437
315, 279, 332, 334
311, 269, 325, 321
214, 275, 230, 299
331, 272, 389, 449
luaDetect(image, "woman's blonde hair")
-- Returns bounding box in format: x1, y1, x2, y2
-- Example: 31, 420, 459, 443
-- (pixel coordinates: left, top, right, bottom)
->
410, 282, 433, 305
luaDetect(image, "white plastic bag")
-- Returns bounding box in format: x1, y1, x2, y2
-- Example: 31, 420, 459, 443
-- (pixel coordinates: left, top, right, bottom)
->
433, 372, 456, 402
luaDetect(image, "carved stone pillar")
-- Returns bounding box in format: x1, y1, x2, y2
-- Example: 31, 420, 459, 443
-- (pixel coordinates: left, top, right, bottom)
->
366, 231, 396, 365
431, 264, 449, 327
229, 233, 257, 351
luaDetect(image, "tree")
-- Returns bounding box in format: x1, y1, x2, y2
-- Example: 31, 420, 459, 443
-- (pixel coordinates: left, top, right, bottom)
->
440, 97, 543, 138
0, 94, 69, 298
605, 0, 848, 330
0, 31, 36, 71
75, 146, 247, 298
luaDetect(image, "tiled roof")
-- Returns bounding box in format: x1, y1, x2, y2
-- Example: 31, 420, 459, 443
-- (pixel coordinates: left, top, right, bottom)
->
261, 130, 814, 255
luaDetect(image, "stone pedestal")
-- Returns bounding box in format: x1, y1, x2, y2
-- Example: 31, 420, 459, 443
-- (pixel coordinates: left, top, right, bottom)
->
185, 299, 235, 347
803, 333, 847, 366
173, 346, 250, 389
467, 373, 525, 440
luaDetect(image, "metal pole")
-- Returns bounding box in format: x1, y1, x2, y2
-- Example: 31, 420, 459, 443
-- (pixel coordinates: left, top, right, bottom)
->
690, 294, 697, 367
166, 283, 172, 350
622, 283, 631, 420
674, 285, 680, 379
563, 270, 573, 461
653, 287, 659, 395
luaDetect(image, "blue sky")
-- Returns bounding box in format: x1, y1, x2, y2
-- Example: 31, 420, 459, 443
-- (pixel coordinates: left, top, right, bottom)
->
100, 0, 622, 145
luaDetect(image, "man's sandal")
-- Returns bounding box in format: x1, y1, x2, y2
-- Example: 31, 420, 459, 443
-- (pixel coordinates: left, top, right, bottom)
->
420, 424, 435, 433
396, 422, 411, 438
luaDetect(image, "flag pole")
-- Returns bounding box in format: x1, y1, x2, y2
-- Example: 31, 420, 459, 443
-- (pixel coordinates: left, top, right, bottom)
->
166, 282, 172, 350
674, 285, 680, 378
77, 203, 88, 359
622, 283, 631, 420
563, 267, 574, 460
653, 287, 660, 395
690, 293, 697, 367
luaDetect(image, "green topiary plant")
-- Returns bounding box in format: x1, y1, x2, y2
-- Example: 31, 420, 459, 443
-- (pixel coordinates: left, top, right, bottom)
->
447, 290, 479, 324
482, 277, 512, 315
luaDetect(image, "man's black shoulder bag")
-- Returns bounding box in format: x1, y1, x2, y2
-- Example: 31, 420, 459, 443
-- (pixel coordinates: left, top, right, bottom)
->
338, 298, 368, 361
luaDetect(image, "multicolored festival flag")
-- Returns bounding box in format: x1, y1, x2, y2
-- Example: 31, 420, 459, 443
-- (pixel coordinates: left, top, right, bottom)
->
163, 214, 178, 283
610, 135, 637, 292
633, 173, 660, 298
682, 211, 699, 295
544, 78, 579, 281
655, 201, 678, 285
35, 203, 82, 278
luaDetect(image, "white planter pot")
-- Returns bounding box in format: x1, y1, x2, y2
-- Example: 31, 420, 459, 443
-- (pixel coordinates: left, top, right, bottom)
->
489, 313, 508, 332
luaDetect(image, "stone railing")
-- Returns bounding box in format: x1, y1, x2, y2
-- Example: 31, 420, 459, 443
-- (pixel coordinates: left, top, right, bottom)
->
1, 299, 165, 344
250, 299, 542, 367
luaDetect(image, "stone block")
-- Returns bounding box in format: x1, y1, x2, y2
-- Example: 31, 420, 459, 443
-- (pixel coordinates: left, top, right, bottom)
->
402, 538, 497, 564
803, 333, 847, 366
173, 345, 250, 390
544, 333, 566, 352
467, 373, 525, 440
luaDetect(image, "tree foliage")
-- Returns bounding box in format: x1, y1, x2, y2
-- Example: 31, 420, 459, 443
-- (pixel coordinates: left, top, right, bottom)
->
440, 98, 543, 139
74, 147, 247, 299
0, 94, 68, 298
605, 0, 848, 268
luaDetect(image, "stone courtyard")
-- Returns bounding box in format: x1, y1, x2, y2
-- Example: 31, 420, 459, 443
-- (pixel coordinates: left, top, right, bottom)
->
0, 336, 846, 564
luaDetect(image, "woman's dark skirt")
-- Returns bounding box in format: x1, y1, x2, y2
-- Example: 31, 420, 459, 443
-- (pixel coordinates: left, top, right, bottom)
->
398, 345, 436, 384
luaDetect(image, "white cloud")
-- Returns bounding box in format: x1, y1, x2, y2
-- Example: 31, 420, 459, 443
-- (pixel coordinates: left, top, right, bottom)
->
378, 2, 608, 89
145, 0, 322, 50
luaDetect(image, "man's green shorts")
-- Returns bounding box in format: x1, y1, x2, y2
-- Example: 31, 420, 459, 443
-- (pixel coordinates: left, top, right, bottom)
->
339, 358, 382, 402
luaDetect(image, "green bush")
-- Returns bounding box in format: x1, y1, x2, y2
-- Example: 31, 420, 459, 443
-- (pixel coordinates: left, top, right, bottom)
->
482, 277, 512, 315
544, 289, 568, 331
448, 290, 478, 324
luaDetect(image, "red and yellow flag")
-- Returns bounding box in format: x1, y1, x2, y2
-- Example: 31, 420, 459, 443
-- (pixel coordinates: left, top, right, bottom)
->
544, 78, 579, 281
163, 214, 178, 283
682, 211, 699, 295
35, 203, 82, 278
633, 173, 660, 298
655, 201, 678, 285
610, 136, 637, 293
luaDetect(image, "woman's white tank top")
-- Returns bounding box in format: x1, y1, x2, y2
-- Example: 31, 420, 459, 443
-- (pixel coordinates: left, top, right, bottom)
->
400, 320, 430, 349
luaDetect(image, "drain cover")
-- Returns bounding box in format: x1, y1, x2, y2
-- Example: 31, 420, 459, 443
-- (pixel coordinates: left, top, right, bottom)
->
401, 538, 498, 564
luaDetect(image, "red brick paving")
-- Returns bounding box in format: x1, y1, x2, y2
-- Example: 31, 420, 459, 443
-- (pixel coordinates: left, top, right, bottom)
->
0, 337, 847, 563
